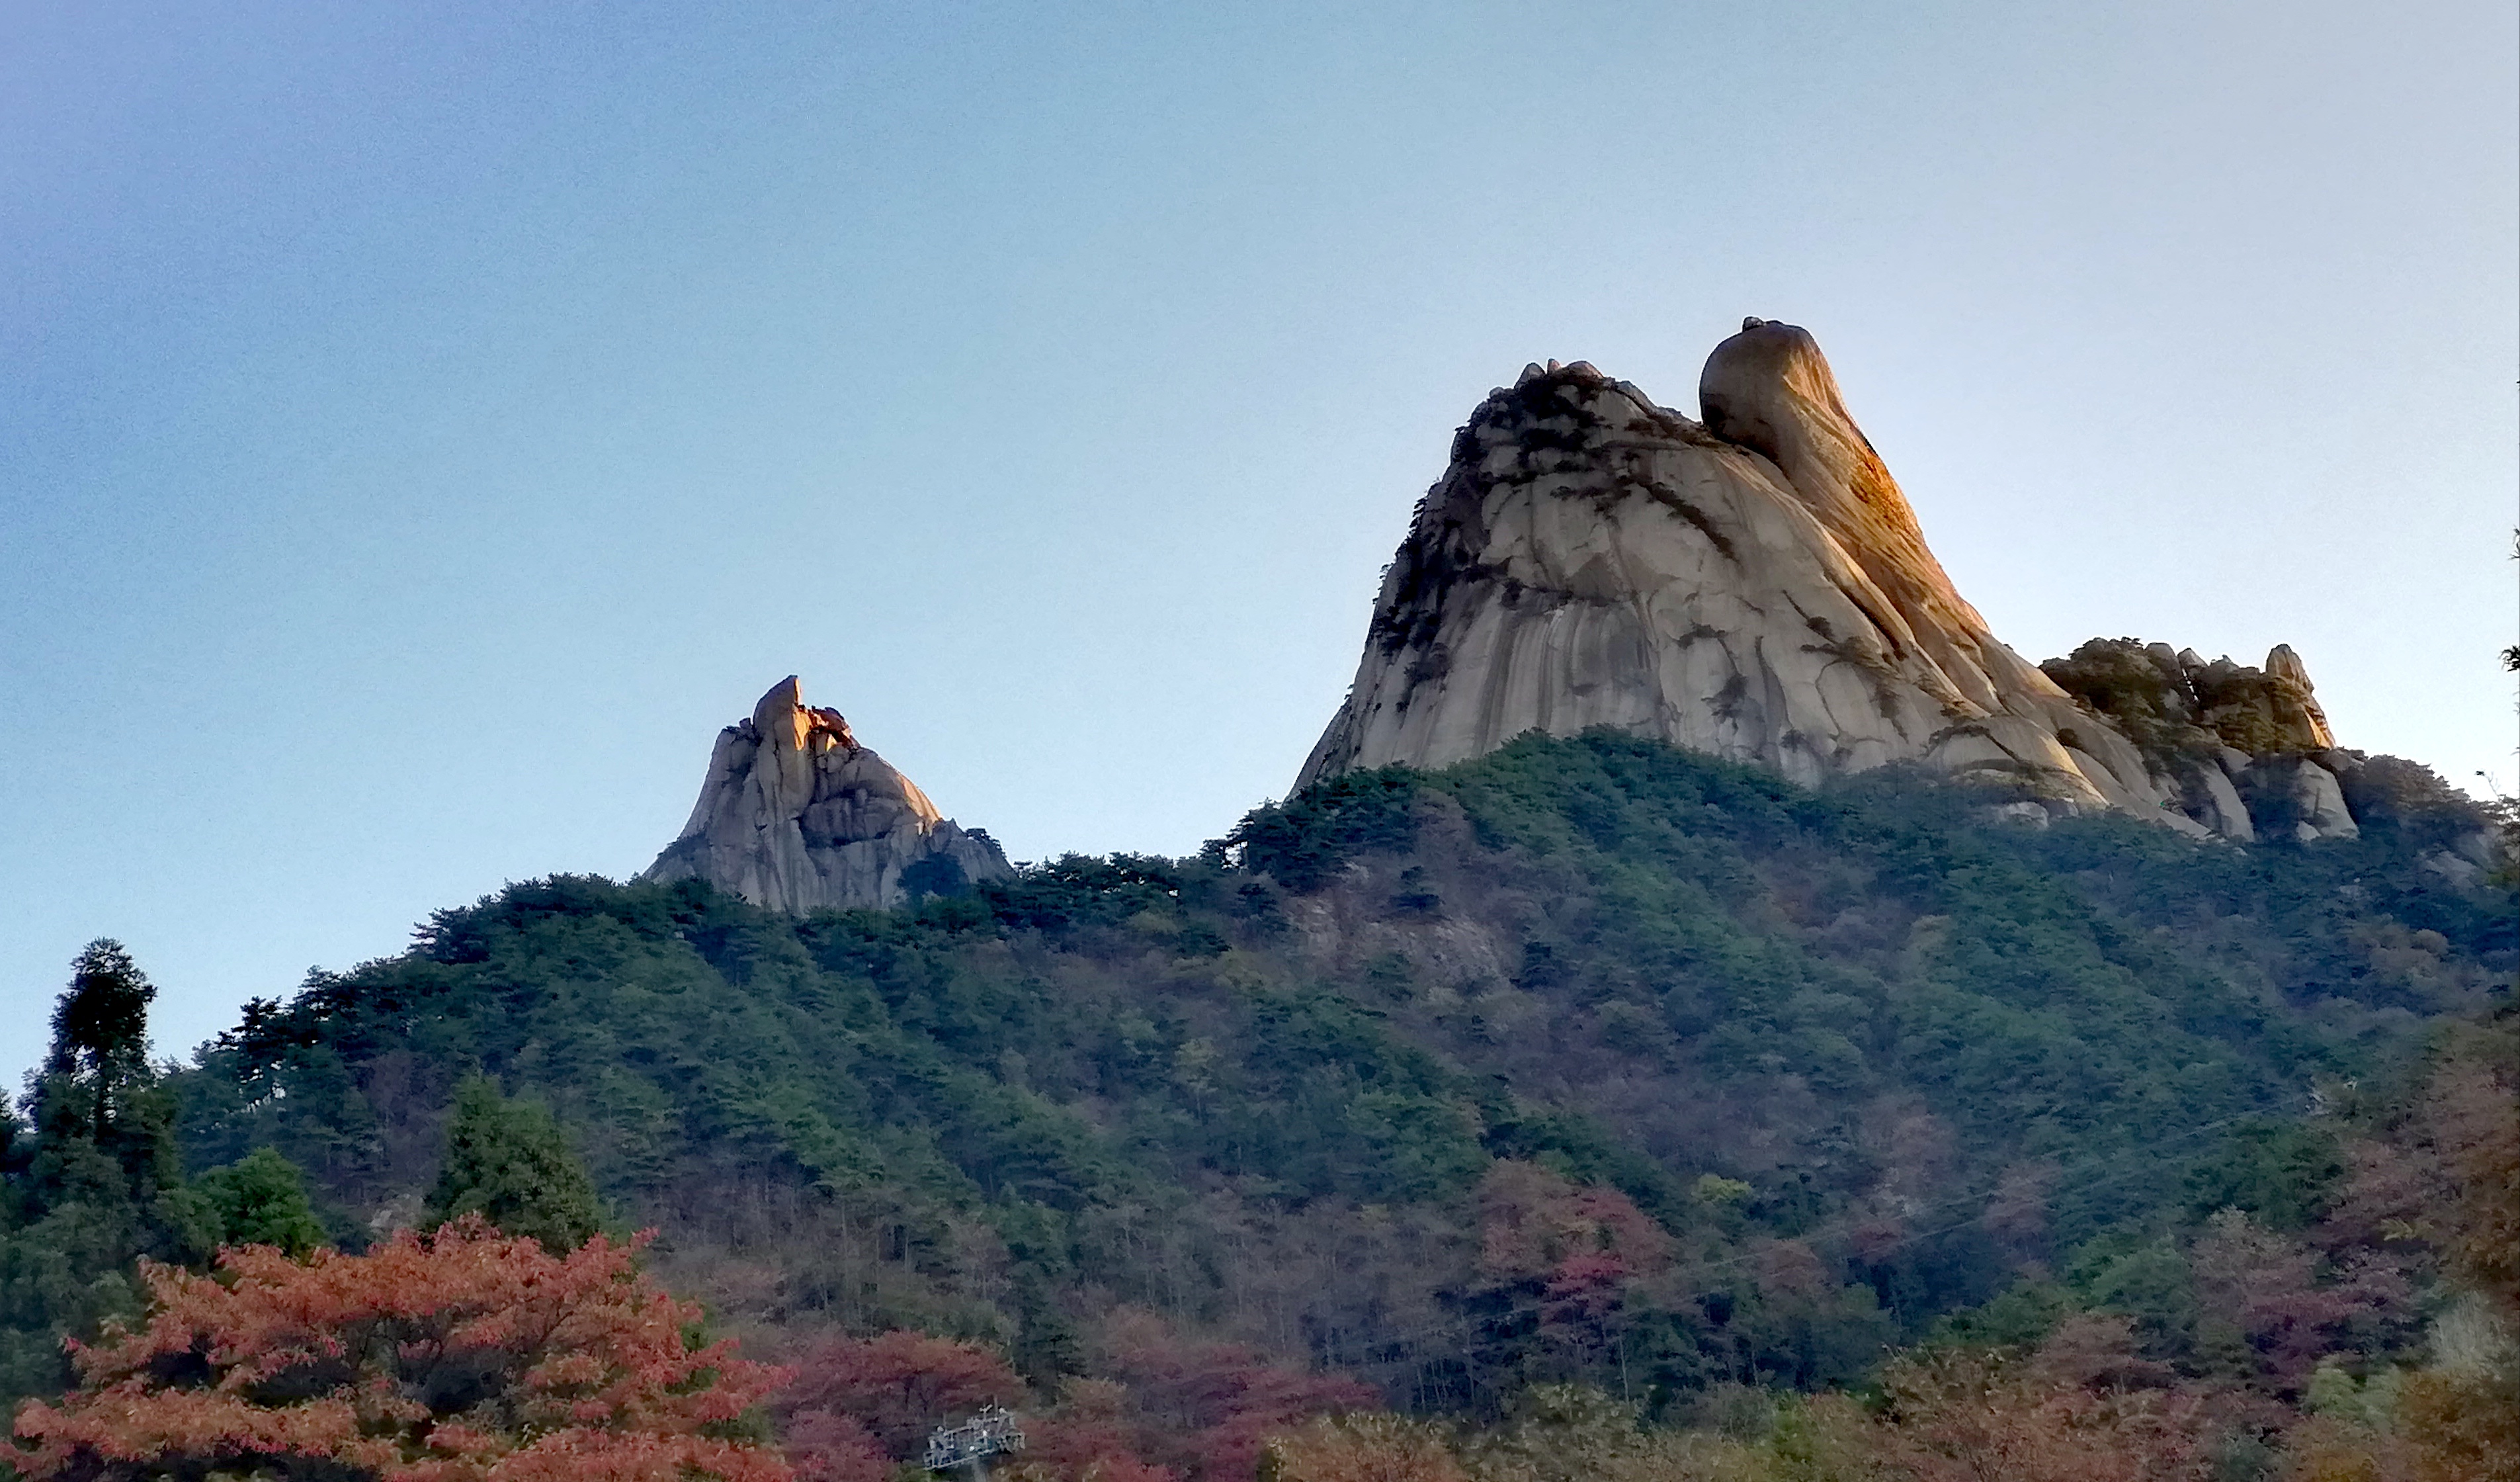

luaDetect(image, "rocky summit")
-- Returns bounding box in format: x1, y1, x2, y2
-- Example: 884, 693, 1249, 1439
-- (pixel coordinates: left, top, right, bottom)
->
1297, 318, 2402, 846
644, 676, 1008, 912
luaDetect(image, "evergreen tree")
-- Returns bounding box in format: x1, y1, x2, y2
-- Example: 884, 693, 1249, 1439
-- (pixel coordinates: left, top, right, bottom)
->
0, 942, 204, 1406
424, 1074, 606, 1252
190, 1147, 326, 1258
42, 941, 155, 1132
21, 941, 192, 1250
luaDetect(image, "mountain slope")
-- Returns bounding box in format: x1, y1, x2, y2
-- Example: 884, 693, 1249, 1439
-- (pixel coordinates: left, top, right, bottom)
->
174, 734, 2511, 1407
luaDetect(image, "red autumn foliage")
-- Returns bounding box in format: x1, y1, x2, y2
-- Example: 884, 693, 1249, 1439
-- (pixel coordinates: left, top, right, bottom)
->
2429, 1055, 2520, 1320
1095, 1310, 1380, 1482
777, 1409, 893, 1482
1749, 1238, 1832, 1302
1019, 1378, 1179, 1482
773, 1329, 1025, 1471
1983, 1159, 2060, 1266
9, 1216, 792, 1482
765, 1315, 1369, 1482
2188, 1209, 2414, 1394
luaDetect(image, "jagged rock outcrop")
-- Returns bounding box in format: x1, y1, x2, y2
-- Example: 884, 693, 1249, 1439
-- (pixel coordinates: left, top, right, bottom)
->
1298, 320, 2191, 825
1294, 317, 2486, 855
644, 677, 1009, 913
2040, 638, 2359, 842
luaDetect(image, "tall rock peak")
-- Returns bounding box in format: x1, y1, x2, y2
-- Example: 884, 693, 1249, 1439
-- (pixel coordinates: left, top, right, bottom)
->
1298, 320, 2165, 817
1298, 318, 2373, 844
644, 676, 1008, 913
2262, 644, 2335, 748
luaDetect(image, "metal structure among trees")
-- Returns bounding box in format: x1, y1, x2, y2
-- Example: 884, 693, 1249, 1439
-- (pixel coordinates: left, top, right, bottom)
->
923, 1403, 1025, 1477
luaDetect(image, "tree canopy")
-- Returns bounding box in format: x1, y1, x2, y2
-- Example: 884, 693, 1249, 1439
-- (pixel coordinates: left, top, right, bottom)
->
10, 1217, 791, 1482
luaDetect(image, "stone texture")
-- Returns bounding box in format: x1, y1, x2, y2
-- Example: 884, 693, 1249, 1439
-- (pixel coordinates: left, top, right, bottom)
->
644, 677, 1009, 913
2283, 758, 2361, 844
2041, 638, 2367, 840
2419, 851, 2478, 889
1296, 319, 2191, 826
2185, 764, 2257, 843
2261, 645, 2336, 748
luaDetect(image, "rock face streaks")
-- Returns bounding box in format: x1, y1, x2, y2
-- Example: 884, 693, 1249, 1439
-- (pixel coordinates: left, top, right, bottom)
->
1296, 322, 2179, 822
644, 677, 1009, 912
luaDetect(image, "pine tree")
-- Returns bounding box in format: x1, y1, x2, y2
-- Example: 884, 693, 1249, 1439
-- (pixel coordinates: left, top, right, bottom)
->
424, 1074, 607, 1252
41, 941, 154, 1131
22, 940, 190, 1244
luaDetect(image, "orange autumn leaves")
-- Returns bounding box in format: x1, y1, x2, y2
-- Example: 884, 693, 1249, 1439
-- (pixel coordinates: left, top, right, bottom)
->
11, 1217, 792, 1482
1, 1215, 1388, 1482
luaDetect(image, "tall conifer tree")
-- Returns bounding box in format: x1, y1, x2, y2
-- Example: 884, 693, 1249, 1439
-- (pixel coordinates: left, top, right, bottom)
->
425, 1074, 606, 1252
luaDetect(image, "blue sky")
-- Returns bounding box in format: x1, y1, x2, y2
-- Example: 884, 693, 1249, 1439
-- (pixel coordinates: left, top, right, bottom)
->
3, 1, 2513, 1080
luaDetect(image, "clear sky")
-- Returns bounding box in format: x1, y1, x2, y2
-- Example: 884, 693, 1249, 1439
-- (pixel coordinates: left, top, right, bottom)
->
4, 1, 2514, 1082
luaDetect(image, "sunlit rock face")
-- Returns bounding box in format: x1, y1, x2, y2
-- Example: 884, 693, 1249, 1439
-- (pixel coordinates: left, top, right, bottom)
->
1296, 320, 2189, 824
644, 677, 1009, 913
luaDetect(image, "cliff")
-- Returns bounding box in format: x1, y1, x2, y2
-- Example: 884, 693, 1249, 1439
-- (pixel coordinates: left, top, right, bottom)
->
643, 676, 1009, 912
1296, 319, 2394, 846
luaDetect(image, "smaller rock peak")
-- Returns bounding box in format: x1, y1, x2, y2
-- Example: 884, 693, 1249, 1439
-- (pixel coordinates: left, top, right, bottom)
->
2263, 644, 2333, 749
2044, 636, 2338, 765
1509, 359, 1612, 393
648, 675, 1009, 912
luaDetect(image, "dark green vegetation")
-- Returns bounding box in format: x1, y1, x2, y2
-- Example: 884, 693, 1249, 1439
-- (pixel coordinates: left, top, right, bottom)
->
423, 1073, 610, 1254
7, 732, 2508, 1434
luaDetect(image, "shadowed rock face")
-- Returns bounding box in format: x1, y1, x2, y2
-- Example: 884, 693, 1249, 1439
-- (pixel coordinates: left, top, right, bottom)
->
644, 677, 1009, 913
1296, 322, 2185, 824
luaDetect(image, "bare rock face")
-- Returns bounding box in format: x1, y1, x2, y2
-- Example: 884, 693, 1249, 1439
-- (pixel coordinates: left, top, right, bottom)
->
2281, 758, 2361, 844
644, 677, 1009, 913
1296, 320, 2187, 825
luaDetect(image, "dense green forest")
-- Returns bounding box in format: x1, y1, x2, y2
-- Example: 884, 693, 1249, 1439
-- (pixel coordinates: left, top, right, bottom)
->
3, 732, 2511, 1478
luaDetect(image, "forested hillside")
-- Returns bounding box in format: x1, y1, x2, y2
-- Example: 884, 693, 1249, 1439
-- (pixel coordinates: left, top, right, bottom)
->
7, 732, 2512, 1478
